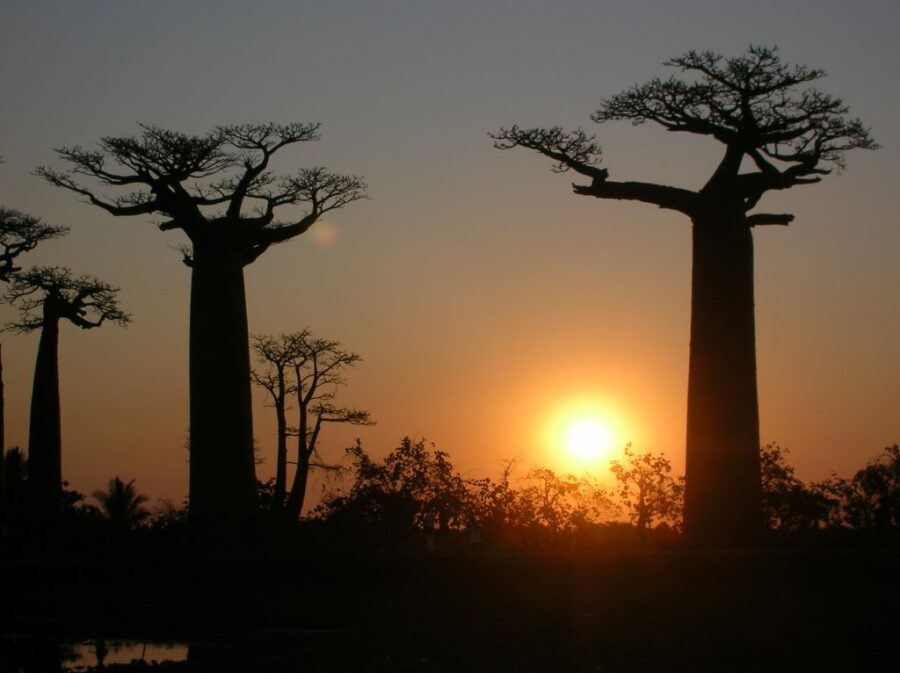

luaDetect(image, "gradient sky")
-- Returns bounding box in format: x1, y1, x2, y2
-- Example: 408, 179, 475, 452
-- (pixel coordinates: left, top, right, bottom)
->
1, 0, 898, 506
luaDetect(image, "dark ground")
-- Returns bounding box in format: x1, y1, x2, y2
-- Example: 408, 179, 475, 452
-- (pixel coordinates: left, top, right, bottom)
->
1, 549, 896, 672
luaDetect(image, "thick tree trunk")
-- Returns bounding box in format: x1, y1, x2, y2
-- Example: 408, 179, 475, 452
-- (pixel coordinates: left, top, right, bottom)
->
188, 252, 258, 535
683, 215, 763, 547
0, 343, 6, 524
28, 309, 62, 526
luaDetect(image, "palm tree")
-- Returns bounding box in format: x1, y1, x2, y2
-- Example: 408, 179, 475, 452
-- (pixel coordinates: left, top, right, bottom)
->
93, 477, 149, 531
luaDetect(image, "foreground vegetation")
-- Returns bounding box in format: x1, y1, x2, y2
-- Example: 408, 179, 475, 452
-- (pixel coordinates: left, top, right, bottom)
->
2, 439, 898, 560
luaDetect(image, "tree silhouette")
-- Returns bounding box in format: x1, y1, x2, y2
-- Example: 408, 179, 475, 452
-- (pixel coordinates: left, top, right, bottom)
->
493, 46, 875, 546
838, 445, 900, 532
251, 333, 298, 514
0, 207, 65, 525
37, 123, 367, 533
320, 437, 467, 540
93, 476, 150, 531
4, 267, 129, 524
0, 208, 67, 283
609, 443, 684, 532
252, 330, 373, 521
760, 443, 834, 532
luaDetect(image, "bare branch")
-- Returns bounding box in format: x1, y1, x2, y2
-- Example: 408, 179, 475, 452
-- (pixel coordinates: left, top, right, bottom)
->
588, 45, 877, 208
746, 213, 794, 226
0, 208, 68, 282
37, 123, 364, 261
573, 177, 698, 214
490, 126, 606, 179
4, 266, 130, 333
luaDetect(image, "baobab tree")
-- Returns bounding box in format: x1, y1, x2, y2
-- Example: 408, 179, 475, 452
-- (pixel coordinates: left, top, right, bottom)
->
0, 207, 66, 524
492, 47, 875, 546
37, 124, 367, 532
252, 330, 373, 521
5, 267, 129, 524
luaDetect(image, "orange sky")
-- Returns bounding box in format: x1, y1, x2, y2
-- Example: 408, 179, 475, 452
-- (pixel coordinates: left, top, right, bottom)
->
1, 1, 898, 507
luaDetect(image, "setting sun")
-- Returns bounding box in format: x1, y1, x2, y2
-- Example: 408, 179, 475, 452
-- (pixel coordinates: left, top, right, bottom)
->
539, 397, 628, 471
565, 418, 613, 461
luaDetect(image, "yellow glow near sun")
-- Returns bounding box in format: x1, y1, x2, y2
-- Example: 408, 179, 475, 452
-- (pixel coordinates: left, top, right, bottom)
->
539, 396, 626, 471
565, 418, 613, 460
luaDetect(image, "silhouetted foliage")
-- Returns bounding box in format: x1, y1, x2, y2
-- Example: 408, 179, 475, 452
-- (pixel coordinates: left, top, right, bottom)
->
493, 46, 876, 547
760, 443, 834, 531
252, 330, 373, 521
4, 268, 128, 525
93, 477, 150, 531
37, 123, 366, 535
0, 208, 67, 283
316, 439, 644, 551
834, 445, 900, 533
316, 438, 466, 541
610, 443, 684, 532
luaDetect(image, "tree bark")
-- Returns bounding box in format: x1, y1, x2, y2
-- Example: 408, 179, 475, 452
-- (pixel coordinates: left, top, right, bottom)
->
284, 452, 311, 521
27, 306, 62, 526
188, 251, 258, 535
0, 343, 6, 524
683, 214, 763, 546
283, 402, 310, 521
273, 379, 288, 511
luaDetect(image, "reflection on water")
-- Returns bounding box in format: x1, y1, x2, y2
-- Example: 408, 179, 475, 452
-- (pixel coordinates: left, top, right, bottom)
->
0, 636, 188, 672
66, 640, 188, 670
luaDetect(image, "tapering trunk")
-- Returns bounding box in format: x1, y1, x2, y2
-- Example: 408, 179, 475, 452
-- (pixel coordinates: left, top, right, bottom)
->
283, 401, 310, 521
284, 452, 311, 521
0, 343, 6, 524
683, 215, 763, 546
28, 308, 62, 526
273, 377, 288, 509
188, 251, 257, 534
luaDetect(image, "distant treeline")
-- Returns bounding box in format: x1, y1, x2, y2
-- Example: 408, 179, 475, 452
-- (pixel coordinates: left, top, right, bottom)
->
2, 439, 898, 556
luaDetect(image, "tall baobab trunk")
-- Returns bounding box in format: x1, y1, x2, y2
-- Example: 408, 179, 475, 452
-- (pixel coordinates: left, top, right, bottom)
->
0, 344, 6, 523
28, 304, 62, 525
188, 251, 258, 533
684, 214, 763, 546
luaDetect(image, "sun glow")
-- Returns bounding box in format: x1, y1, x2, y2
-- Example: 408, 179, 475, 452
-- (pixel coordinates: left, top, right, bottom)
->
565, 418, 613, 460
541, 397, 627, 471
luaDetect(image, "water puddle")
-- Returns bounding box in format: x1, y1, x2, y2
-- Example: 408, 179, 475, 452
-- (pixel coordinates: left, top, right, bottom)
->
65, 640, 188, 670
0, 637, 188, 671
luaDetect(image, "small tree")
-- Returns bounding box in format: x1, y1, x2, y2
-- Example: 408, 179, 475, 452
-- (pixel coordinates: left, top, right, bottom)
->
319, 438, 467, 538
252, 330, 373, 520
250, 333, 299, 513
4, 267, 129, 523
839, 445, 900, 533
93, 477, 150, 531
38, 123, 366, 533
518, 468, 615, 535
760, 443, 834, 531
493, 47, 875, 546
609, 443, 684, 532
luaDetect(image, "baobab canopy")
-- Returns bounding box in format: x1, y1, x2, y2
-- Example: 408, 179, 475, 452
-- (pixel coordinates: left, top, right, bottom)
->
493, 46, 876, 546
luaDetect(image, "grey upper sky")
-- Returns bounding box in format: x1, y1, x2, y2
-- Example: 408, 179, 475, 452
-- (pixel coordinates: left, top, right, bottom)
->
1, 0, 898, 503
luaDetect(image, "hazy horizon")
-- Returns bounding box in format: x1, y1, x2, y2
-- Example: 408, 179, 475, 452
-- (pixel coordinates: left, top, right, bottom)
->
1, 0, 898, 506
